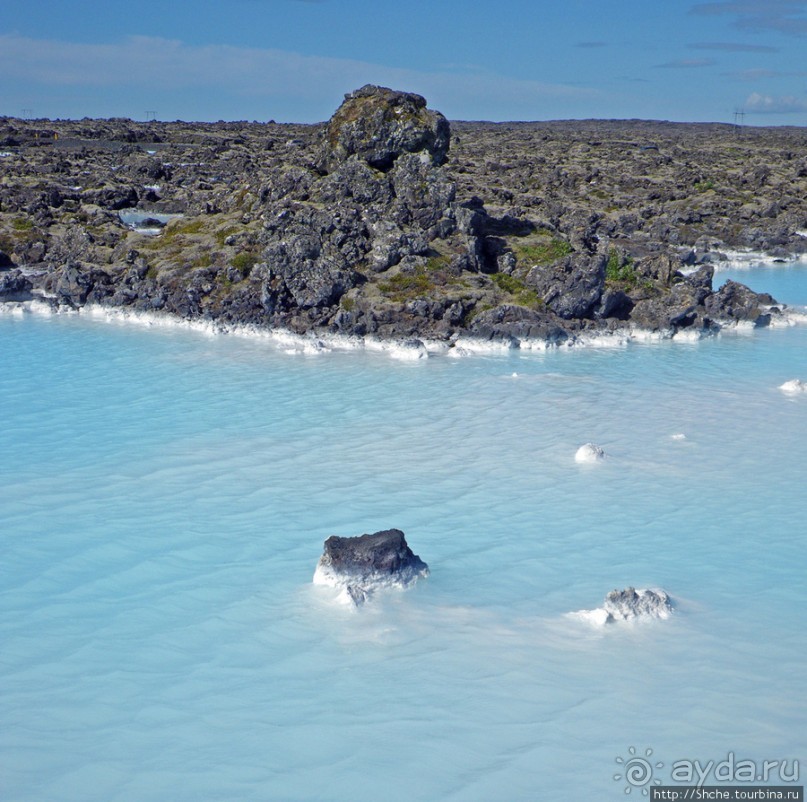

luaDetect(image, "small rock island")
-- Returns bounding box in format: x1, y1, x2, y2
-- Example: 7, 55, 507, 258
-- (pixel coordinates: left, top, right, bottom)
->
313, 528, 429, 606
603, 587, 673, 621
573, 586, 673, 625
2, 84, 805, 346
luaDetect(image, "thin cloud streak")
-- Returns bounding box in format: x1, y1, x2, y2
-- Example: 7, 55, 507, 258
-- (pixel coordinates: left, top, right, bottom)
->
725, 67, 807, 80
0, 33, 596, 121
690, 1, 807, 36
655, 58, 717, 68
689, 41, 779, 51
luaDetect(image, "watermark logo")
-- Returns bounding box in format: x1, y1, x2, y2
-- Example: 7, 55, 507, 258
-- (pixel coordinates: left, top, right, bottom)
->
614, 747, 665, 795
614, 749, 800, 792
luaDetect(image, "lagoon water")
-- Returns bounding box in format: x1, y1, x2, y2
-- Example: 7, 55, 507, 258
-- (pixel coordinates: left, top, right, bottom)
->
2, 262, 806, 801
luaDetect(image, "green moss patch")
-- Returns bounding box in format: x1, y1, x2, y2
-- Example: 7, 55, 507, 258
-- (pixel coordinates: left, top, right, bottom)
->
512, 233, 572, 267
490, 272, 543, 309
378, 268, 435, 302
605, 248, 637, 286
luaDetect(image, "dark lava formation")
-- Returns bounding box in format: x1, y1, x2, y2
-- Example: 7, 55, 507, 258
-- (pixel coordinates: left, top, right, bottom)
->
2, 85, 806, 345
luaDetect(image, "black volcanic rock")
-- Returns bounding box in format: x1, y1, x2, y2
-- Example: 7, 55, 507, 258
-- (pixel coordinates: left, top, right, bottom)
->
318, 528, 428, 578
313, 528, 429, 605
526, 252, 606, 319
0, 269, 33, 301
51, 264, 114, 307
81, 186, 139, 210
468, 304, 571, 344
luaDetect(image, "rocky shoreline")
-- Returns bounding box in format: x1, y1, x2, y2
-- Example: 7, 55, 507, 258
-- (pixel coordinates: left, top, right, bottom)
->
2, 85, 806, 345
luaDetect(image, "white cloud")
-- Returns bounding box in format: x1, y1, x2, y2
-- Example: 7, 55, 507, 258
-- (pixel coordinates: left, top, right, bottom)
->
745, 91, 807, 112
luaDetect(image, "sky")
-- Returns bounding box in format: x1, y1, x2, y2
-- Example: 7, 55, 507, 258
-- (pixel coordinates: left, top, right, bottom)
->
1, 0, 806, 125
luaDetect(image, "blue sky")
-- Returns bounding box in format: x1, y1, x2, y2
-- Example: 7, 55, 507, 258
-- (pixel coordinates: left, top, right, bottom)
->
2, 0, 806, 124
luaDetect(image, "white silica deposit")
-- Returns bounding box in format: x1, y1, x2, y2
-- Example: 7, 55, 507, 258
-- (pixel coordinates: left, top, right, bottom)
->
575, 443, 606, 463
779, 378, 806, 394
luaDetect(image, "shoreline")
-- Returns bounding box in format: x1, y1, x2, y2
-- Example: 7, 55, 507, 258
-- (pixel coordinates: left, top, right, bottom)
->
4, 99, 807, 353
3, 290, 805, 361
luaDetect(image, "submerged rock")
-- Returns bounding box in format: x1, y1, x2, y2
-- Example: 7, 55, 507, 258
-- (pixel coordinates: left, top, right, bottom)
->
313, 528, 429, 605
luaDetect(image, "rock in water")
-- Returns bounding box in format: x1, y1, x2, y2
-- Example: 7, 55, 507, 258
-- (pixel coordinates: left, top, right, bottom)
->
603, 587, 672, 621
313, 528, 429, 605
779, 378, 806, 394
575, 443, 606, 463
323, 84, 450, 172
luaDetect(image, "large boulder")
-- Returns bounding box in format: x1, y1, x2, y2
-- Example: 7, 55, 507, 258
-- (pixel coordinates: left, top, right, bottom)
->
313, 528, 429, 606
323, 85, 450, 172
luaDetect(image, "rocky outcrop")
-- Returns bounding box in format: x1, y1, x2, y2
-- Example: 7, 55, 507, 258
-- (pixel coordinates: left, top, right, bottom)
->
704, 279, 777, 326
313, 528, 429, 606
0, 93, 803, 345
629, 265, 716, 332
323, 85, 450, 172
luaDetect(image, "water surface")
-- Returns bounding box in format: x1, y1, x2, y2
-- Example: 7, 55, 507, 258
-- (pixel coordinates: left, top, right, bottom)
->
2, 263, 805, 801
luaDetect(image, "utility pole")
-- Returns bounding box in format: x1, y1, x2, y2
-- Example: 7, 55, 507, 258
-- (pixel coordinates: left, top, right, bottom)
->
21, 108, 33, 119
733, 108, 745, 137
145, 111, 157, 122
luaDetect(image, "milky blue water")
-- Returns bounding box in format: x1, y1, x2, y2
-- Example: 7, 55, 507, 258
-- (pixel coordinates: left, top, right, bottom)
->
2, 263, 806, 801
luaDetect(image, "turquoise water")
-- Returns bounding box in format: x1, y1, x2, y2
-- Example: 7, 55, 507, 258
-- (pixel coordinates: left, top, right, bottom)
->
1, 265, 806, 801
